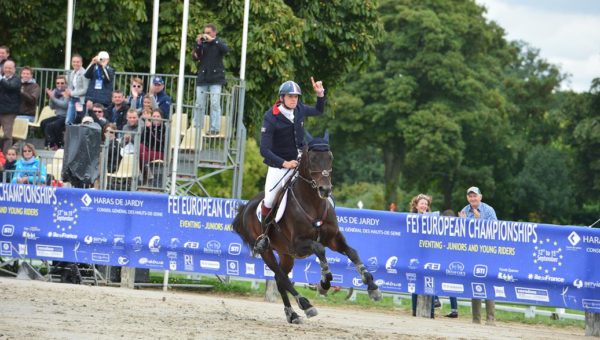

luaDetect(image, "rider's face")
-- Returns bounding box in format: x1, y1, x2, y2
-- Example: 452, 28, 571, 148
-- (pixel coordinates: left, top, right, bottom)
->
283, 94, 298, 109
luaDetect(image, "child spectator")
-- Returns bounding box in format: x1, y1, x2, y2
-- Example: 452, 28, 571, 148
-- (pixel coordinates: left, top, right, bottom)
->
1, 147, 17, 182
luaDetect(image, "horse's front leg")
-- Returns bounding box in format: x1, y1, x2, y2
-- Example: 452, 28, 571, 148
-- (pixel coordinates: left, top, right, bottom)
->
331, 233, 382, 301
311, 241, 333, 296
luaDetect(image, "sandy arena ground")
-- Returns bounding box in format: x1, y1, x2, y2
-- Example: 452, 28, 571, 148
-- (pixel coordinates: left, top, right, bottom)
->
0, 277, 584, 339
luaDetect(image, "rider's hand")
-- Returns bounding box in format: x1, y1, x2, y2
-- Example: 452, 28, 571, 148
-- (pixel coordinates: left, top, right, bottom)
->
311, 76, 324, 97
282, 160, 298, 169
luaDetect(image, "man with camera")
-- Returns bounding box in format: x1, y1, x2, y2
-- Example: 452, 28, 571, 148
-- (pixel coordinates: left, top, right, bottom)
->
192, 23, 229, 135
84, 51, 115, 108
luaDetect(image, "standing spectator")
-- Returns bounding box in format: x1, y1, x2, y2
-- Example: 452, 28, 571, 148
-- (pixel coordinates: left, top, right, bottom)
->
1, 147, 17, 182
0, 60, 20, 154
127, 77, 145, 114
409, 194, 438, 319
17, 66, 40, 122
459, 186, 497, 325
192, 23, 229, 134
84, 51, 115, 107
105, 90, 129, 130
42, 75, 68, 150
65, 54, 89, 125
12, 143, 47, 185
149, 76, 171, 119
0, 46, 11, 76
442, 209, 460, 318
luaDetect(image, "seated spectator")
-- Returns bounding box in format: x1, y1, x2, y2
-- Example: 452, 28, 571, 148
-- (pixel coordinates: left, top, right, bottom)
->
89, 103, 108, 128
17, 66, 40, 122
143, 94, 155, 112
106, 90, 129, 130
102, 123, 121, 173
121, 108, 139, 148
0, 149, 4, 175
84, 51, 114, 107
1, 147, 17, 182
12, 143, 47, 185
42, 75, 68, 150
149, 76, 171, 119
127, 77, 145, 114
140, 108, 165, 162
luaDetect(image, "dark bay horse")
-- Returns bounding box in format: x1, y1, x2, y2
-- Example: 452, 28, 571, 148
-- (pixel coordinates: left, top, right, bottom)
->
232, 133, 382, 324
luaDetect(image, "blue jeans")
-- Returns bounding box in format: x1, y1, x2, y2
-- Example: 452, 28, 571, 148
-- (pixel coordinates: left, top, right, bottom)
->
66, 97, 84, 125
193, 84, 222, 132
449, 296, 458, 310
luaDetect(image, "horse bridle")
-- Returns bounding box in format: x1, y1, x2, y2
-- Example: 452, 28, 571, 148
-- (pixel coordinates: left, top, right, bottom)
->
290, 150, 332, 230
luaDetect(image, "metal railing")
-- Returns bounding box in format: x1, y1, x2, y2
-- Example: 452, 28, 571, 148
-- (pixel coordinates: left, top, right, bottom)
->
26, 67, 246, 198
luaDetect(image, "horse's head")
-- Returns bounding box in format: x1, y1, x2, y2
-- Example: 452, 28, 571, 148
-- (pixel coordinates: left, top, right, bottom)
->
302, 131, 333, 199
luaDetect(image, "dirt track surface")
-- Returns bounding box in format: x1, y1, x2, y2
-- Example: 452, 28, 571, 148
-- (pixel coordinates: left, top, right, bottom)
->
0, 277, 584, 339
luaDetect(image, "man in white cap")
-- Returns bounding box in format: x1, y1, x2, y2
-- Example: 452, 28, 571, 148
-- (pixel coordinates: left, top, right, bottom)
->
459, 186, 497, 220
84, 51, 115, 108
459, 186, 497, 325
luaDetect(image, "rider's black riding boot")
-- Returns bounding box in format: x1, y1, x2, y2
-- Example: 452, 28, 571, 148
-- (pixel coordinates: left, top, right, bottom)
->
254, 206, 272, 253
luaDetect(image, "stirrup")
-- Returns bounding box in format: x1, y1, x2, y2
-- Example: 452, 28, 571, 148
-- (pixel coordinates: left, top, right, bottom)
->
254, 234, 270, 253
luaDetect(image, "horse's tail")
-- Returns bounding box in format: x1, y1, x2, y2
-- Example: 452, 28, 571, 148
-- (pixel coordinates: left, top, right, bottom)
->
232, 203, 246, 235
232, 203, 254, 249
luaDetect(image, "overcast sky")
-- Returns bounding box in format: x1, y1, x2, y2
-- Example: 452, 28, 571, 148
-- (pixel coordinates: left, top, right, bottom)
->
476, 0, 600, 92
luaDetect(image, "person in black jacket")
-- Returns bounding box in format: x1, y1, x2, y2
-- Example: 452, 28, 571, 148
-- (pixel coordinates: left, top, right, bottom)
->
254, 78, 326, 252
0, 60, 21, 154
192, 23, 229, 134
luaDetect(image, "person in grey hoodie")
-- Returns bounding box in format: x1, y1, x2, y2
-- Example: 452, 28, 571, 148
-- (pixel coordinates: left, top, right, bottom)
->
42, 75, 68, 149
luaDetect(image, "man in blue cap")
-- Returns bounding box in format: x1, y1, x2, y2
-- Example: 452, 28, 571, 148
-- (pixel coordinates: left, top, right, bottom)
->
149, 76, 171, 119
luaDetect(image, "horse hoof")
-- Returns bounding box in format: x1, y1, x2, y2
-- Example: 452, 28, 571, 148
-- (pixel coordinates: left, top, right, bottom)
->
368, 288, 382, 301
304, 307, 318, 318
287, 312, 302, 324
317, 282, 329, 296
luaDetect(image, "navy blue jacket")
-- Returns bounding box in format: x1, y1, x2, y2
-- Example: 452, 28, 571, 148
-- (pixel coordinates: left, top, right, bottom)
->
154, 90, 171, 119
260, 96, 326, 168
84, 64, 115, 106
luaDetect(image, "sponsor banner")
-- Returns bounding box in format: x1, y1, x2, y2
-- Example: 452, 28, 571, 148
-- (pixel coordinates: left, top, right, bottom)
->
0, 184, 599, 311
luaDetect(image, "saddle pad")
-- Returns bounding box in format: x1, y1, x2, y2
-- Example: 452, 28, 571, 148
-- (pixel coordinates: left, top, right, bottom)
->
256, 190, 289, 223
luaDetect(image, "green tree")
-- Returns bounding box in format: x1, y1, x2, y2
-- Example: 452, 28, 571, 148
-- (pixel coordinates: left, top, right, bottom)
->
327, 0, 514, 209
513, 145, 573, 223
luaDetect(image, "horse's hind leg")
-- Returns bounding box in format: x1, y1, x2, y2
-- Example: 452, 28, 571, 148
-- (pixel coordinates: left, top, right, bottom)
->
331, 234, 382, 301
311, 241, 333, 296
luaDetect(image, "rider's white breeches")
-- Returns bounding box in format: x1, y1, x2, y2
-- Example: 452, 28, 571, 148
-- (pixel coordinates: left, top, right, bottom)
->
264, 166, 294, 209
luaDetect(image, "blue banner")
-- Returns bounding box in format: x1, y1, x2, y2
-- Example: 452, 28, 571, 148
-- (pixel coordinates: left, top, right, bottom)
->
1, 184, 599, 312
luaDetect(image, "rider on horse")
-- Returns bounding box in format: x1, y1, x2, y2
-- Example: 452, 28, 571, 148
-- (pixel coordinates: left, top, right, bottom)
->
255, 77, 326, 252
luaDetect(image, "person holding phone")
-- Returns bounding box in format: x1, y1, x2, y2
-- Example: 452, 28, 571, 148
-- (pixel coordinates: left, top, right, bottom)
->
192, 23, 229, 134
84, 51, 115, 108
